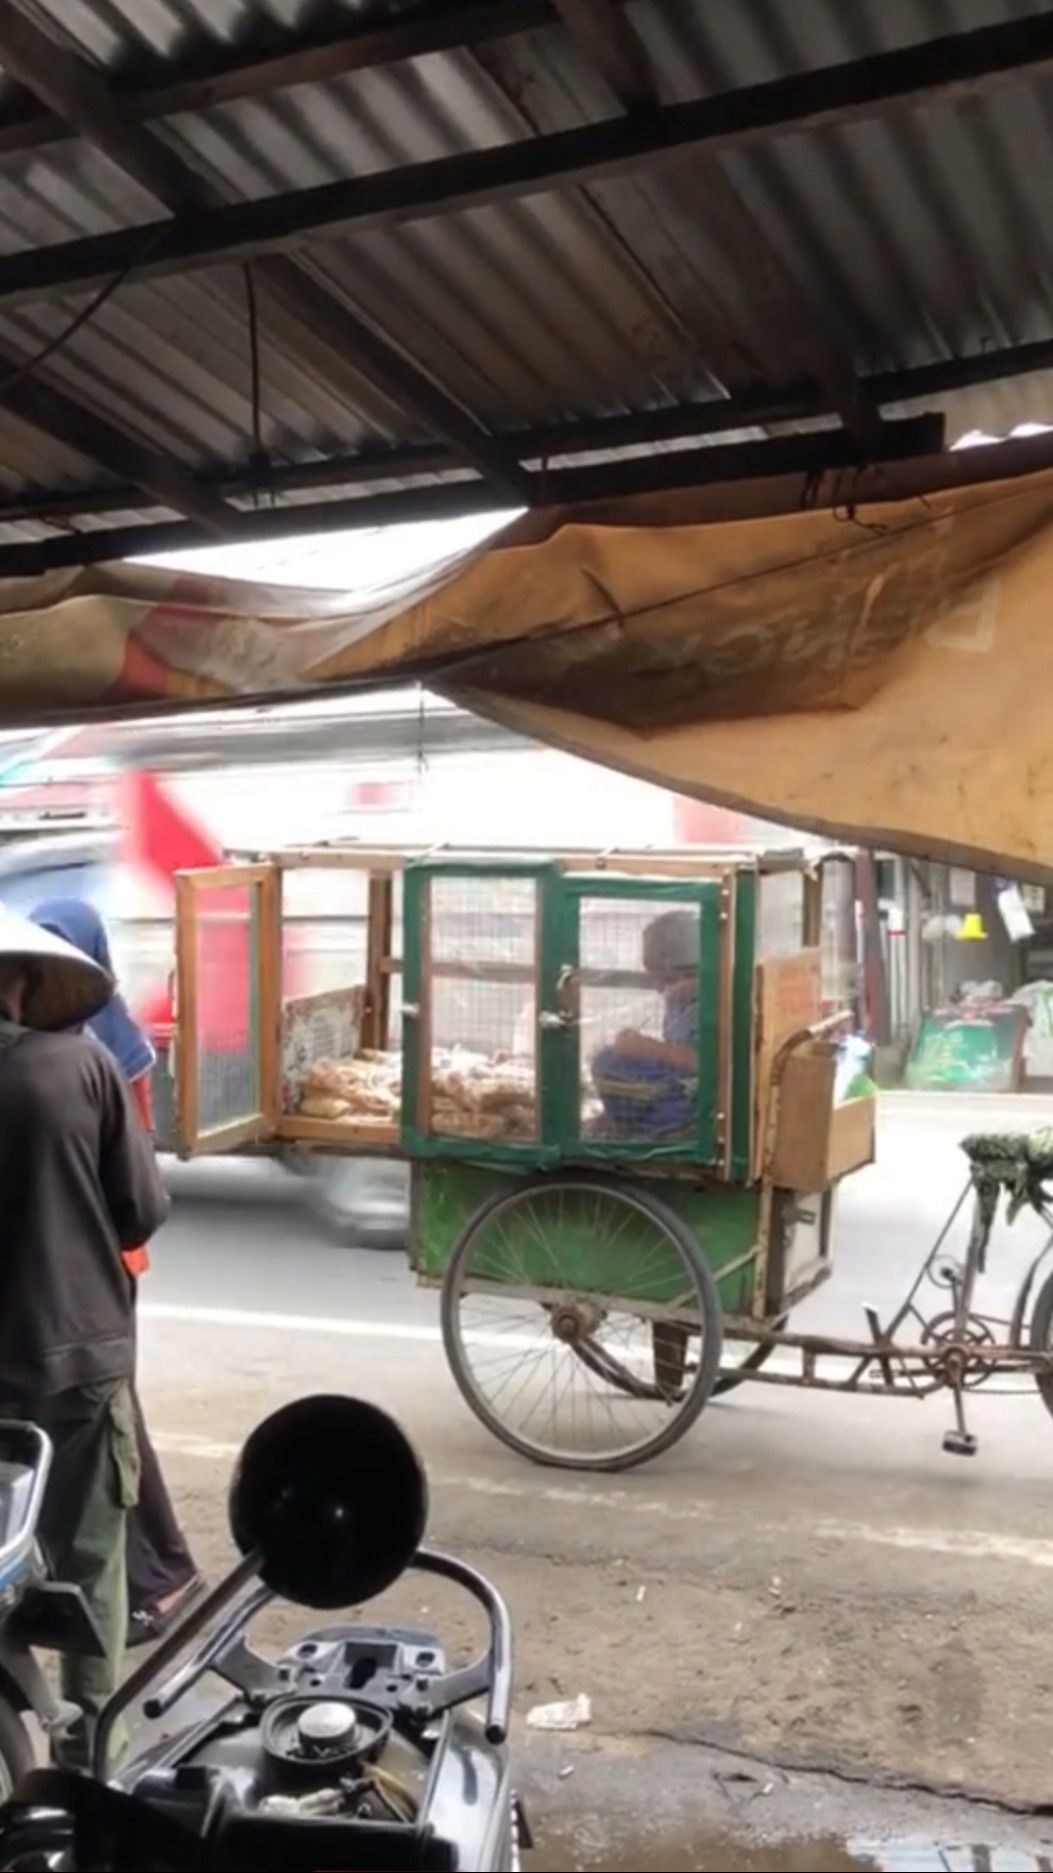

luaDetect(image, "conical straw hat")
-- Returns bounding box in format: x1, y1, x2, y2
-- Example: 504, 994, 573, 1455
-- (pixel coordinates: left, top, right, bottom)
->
0, 903, 113, 1031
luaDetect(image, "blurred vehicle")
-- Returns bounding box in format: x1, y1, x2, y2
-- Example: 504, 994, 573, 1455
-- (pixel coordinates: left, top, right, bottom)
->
0, 696, 811, 1250
0, 825, 409, 1248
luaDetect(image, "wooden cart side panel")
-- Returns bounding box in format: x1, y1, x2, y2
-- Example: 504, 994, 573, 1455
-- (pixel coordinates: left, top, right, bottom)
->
770, 1045, 876, 1187
752, 949, 822, 1179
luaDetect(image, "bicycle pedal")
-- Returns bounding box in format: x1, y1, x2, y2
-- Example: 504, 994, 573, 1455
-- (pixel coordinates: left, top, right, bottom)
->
942, 1428, 978, 1457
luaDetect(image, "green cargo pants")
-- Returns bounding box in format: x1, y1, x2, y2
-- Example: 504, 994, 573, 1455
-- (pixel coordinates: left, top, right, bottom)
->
3, 1378, 140, 1770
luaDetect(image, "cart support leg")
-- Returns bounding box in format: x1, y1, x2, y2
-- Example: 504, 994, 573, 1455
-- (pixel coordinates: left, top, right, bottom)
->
942, 1382, 978, 1458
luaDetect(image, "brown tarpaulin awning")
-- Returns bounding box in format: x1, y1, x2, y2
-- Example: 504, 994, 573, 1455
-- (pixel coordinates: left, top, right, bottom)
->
6, 447, 1053, 878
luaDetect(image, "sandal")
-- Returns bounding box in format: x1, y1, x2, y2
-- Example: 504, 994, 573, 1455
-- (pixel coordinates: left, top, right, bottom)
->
127, 1571, 205, 1649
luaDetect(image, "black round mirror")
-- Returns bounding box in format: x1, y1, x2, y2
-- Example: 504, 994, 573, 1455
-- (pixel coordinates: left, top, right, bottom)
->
228, 1395, 427, 1609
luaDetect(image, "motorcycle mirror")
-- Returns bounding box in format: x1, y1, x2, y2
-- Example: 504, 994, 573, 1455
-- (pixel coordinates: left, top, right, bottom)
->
227, 1395, 428, 1610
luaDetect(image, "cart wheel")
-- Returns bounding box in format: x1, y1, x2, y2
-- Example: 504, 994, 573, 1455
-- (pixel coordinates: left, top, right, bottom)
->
712, 1321, 787, 1397
1027, 1268, 1053, 1418
440, 1174, 723, 1471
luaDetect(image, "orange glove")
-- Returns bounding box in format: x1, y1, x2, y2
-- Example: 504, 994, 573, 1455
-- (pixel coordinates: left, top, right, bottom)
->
122, 1069, 155, 1279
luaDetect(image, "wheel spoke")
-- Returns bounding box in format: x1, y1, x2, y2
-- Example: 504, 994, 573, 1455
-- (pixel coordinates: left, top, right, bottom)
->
442, 1178, 723, 1469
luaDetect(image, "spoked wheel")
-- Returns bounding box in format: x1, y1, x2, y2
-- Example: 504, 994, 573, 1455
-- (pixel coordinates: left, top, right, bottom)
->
440, 1174, 723, 1471
713, 1322, 787, 1396
569, 1323, 691, 1401
1027, 1268, 1053, 1418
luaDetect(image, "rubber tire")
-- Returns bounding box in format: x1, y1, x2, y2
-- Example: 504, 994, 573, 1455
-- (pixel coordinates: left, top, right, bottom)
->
712, 1321, 787, 1397
0, 1697, 34, 1801
440, 1172, 724, 1472
1028, 1267, 1053, 1419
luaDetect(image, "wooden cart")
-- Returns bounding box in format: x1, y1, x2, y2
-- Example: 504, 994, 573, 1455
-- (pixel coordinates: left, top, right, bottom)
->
169, 844, 888, 1470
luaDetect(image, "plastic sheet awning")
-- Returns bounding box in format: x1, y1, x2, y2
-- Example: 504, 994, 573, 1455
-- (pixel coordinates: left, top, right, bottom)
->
6, 455, 1053, 879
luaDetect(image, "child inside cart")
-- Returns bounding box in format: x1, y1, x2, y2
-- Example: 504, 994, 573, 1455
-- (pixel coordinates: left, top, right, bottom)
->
590, 910, 699, 1140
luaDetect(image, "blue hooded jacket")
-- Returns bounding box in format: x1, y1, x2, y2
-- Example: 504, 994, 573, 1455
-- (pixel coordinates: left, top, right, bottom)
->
31, 898, 155, 1084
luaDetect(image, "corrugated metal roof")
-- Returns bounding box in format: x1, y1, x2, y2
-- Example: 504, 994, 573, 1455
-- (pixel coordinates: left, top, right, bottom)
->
0, 0, 1051, 563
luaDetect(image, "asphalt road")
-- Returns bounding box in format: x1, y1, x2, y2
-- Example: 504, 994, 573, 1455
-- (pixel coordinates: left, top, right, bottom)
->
132, 1095, 1053, 1852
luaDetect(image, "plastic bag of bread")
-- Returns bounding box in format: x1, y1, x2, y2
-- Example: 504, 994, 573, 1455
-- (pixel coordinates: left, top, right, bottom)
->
299, 1092, 351, 1120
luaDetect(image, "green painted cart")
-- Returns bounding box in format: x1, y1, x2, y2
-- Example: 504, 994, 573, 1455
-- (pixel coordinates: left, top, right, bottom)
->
173, 845, 873, 1472
399, 855, 874, 1471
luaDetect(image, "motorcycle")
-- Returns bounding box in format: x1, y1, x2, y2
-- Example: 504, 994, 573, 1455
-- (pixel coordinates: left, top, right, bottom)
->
0, 1421, 108, 1798
0, 1394, 527, 1871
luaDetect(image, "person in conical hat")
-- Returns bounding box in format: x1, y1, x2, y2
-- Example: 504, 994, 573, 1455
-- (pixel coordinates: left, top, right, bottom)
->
0, 901, 113, 1031
31, 898, 203, 1649
0, 902, 169, 1770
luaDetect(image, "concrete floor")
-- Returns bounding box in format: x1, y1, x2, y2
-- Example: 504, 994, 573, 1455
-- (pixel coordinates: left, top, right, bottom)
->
131, 1094, 1053, 1860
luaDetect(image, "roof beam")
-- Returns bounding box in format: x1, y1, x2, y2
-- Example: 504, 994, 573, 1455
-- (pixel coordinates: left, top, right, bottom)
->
549, 1, 877, 449
550, 0, 652, 107
0, 349, 236, 534
0, 0, 529, 501
0, 0, 563, 155
0, 412, 945, 576
0, 0, 1045, 160
8, 322, 1051, 530
6, 8, 1053, 311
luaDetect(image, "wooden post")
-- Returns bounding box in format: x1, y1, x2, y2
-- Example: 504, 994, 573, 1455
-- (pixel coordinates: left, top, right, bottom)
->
257, 866, 281, 1127
364, 870, 394, 1051
173, 874, 199, 1151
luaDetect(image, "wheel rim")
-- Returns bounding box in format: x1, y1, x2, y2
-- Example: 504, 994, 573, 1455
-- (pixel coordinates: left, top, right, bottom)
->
445, 1181, 716, 1466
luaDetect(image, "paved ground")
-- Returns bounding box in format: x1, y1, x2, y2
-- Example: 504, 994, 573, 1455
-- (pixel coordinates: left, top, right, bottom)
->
133, 1095, 1053, 1862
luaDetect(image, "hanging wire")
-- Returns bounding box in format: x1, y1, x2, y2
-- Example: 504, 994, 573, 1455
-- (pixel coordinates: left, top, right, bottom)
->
242, 260, 270, 508
415, 684, 430, 778
0, 223, 170, 398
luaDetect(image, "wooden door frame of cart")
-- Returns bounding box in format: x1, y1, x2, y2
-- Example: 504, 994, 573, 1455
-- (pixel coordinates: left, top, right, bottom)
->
169, 844, 1053, 1472
170, 840, 834, 1162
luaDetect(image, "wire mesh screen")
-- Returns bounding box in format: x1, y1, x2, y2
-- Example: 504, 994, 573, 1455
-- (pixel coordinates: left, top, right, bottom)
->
425, 874, 538, 1142
819, 858, 859, 1013
579, 897, 700, 1144
281, 866, 394, 1132
193, 884, 260, 1134
758, 870, 805, 957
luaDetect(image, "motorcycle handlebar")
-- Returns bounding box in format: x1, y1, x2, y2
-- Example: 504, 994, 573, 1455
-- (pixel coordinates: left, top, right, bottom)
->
97, 1546, 513, 1774
413, 1548, 514, 1745
93, 1555, 261, 1780
143, 1580, 272, 1720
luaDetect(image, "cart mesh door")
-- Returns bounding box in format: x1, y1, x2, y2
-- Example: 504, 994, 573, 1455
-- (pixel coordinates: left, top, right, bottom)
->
174, 865, 278, 1154
402, 864, 551, 1160
559, 878, 724, 1166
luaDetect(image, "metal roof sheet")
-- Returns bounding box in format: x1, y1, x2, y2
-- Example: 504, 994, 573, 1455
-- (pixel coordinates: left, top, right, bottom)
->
0, 0, 1050, 564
